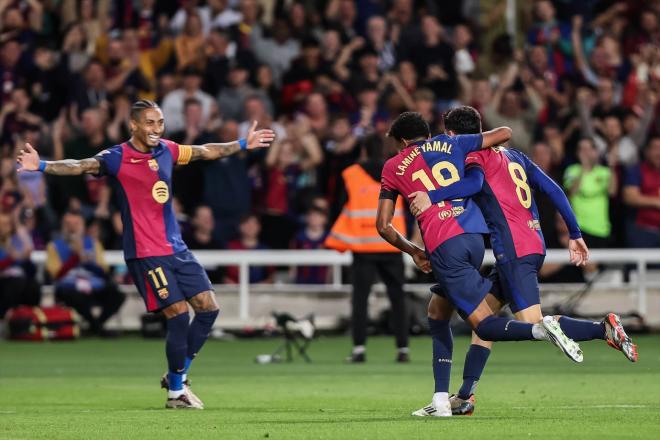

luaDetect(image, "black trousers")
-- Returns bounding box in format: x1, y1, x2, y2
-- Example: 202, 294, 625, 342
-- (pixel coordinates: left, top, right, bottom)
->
351, 252, 408, 348
0, 276, 42, 318
55, 284, 126, 333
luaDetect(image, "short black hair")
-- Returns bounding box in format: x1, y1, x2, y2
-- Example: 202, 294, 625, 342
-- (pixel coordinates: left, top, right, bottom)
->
130, 99, 160, 121
443, 106, 482, 134
386, 112, 430, 142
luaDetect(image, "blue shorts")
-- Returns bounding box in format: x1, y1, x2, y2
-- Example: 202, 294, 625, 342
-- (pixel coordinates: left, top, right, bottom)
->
428, 234, 492, 319
126, 250, 213, 312
488, 254, 544, 313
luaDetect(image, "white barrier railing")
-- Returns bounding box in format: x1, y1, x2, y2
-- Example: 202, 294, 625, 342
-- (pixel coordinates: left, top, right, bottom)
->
31, 249, 659, 320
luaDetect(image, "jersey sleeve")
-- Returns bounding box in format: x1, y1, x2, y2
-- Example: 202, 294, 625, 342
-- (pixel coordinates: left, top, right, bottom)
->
454, 133, 484, 154
379, 160, 399, 201
94, 146, 123, 177
523, 153, 582, 239
465, 151, 486, 170
428, 167, 484, 204
162, 139, 193, 165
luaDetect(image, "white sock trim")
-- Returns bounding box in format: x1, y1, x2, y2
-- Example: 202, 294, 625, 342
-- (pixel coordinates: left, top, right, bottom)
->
352, 345, 365, 355
532, 323, 547, 340
168, 389, 185, 399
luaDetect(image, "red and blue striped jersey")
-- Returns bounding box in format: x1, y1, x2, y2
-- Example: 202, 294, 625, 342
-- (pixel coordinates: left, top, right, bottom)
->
95, 139, 193, 260
428, 148, 581, 262
380, 133, 488, 254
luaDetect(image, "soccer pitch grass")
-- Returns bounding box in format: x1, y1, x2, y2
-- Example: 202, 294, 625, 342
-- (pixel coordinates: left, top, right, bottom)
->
1, 335, 659, 440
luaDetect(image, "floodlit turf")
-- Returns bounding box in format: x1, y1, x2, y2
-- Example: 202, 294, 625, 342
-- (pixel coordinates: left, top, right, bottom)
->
1, 334, 659, 440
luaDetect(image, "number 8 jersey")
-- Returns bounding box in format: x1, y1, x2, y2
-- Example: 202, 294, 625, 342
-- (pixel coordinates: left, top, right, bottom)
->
380, 133, 488, 254
464, 148, 547, 261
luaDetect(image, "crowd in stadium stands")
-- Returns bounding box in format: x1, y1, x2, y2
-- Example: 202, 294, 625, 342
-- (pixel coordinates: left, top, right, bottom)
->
0, 0, 659, 308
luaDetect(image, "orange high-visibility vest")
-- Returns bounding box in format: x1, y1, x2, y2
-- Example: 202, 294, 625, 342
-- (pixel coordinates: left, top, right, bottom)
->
325, 164, 405, 253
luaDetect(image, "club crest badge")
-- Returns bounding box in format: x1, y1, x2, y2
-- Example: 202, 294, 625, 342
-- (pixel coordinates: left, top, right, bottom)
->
148, 159, 159, 171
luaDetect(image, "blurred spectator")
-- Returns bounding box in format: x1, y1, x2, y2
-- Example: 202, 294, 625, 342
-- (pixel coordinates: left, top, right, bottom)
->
28, 43, 69, 122
0, 87, 42, 152
210, 0, 242, 30
526, 0, 572, 76
51, 108, 110, 214
262, 131, 322, 249
170, 98, 214, 212
237, 94, 285, 140
564, 138, 617, 248
68, 60, 108, 118
531, 142, 560, 247
217, 61, 254, 121
290, 204, 329, 284
184, 205, 223, 283
623, 137, 660, 248
170, 0, 212, 36
202, 120, 251, 245
46, 211, 125, 336
365, 15, 396, 72
578, 87, 640, 166
224, 213, 273, 284
162, 67, 215, 134
484, 59, 543, 153
0, 212, 40, 318
175, 13, 206, 72
251, 17, 300, 86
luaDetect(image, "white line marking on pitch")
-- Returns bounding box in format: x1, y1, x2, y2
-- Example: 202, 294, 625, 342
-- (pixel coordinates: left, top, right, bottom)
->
512, 405, 648, 409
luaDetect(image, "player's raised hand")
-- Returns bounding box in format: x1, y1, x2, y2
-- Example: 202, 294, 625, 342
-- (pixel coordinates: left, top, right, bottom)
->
408, 191, 432, 217
568, 237, 589, 267
412, 250, 432, 273
246, 120, 276, 149
16, 143, 41, 172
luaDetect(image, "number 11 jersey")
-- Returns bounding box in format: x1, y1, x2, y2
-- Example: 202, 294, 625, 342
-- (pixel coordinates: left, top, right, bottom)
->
380, 133, 488, 254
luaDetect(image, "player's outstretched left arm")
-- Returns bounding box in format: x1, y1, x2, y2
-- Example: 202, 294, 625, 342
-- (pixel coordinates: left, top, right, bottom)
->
189, 120, 275, 161
376, 198, 431, 273
17, 143, 100, 175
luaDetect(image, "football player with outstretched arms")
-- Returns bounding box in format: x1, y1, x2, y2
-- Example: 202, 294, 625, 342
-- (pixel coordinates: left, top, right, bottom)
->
408, 109, 638, 416
376, 109, 583, 418
17, 100, 275, 409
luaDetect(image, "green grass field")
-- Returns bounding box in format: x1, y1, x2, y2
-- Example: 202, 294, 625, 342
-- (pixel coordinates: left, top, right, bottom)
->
1, 334, 659, 439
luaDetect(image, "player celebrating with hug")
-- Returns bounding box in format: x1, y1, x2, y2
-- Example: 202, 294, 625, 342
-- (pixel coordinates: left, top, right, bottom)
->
17, 100, 275, 409
407, 107, 637, 416
377, 109, 583, 417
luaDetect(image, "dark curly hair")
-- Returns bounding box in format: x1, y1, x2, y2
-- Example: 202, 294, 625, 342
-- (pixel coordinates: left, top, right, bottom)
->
443, 106, 482, 135
386, 112, 430, 142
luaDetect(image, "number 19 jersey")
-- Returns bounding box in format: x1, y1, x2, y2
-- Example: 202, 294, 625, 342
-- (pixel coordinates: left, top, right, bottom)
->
381, 133, 488, 253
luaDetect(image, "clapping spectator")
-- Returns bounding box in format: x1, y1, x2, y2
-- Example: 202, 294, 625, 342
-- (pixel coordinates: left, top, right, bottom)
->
46, 211, 125, 336
0, 212, 40, 319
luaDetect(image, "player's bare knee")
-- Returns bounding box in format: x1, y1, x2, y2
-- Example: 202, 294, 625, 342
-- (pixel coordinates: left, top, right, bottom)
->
514, 305, 543, 323
427, 295, 452, 321
189, 291, 219, 313
162, 300, 189, 319
471, 330, 493, 349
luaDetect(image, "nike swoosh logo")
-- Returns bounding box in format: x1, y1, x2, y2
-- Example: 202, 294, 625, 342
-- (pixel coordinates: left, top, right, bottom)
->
129, 158, 143, 163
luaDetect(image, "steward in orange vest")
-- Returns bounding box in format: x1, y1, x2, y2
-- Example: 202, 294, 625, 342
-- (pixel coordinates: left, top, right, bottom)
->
325, 164, 406, 253
325, 136, 410, 363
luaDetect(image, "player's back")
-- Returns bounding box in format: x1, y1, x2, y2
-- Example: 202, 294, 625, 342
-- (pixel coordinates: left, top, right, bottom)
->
466, 148, 545, 262
381, 134, 487, 253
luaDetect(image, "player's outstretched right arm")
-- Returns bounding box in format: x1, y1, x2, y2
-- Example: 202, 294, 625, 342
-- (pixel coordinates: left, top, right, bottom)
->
17, 143, 100, 175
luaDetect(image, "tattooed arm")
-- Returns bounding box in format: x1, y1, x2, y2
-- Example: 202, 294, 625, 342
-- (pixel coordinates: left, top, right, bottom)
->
189, 120, 276, 162
17, 143, 101, 175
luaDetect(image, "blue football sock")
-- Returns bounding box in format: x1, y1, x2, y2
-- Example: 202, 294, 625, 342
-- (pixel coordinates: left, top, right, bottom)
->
186, 310, 219, 365
458, 344, 491, 399
474, 316, 534, 341
166, 313, 190, 391
428, 318, 453, 393
558, 316, 605, 341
